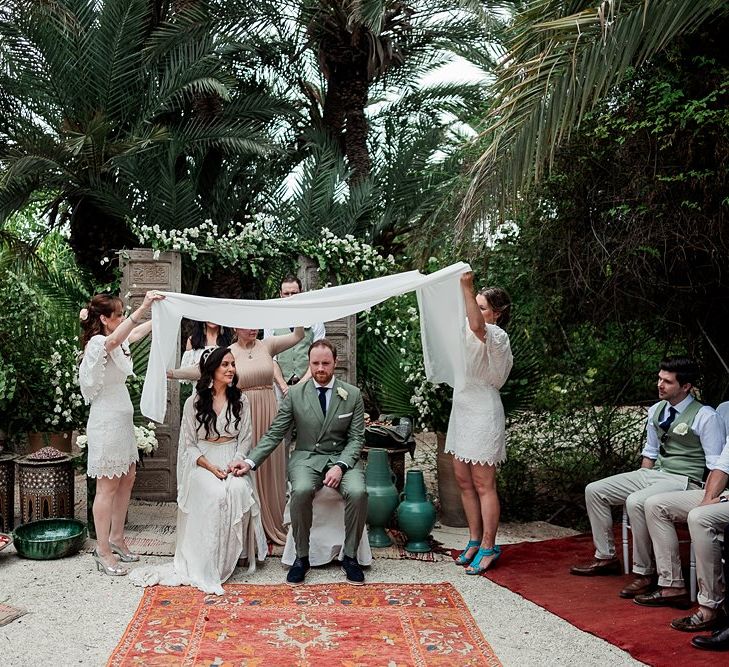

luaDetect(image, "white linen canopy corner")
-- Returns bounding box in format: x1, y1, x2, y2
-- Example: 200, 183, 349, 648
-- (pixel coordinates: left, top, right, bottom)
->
141, 262, 471, 422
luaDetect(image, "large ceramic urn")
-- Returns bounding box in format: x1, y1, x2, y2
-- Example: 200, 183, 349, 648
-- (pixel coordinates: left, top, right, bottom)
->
397, 469, 437, 553
364, 448, 399, 547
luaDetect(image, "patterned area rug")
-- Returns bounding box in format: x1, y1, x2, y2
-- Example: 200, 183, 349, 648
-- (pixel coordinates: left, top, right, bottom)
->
119, 501, 447, 562
108, 583, 500, 666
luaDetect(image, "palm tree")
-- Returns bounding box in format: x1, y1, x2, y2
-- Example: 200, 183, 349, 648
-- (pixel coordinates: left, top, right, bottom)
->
459, 0, 729, 232
0, 0, 284, 282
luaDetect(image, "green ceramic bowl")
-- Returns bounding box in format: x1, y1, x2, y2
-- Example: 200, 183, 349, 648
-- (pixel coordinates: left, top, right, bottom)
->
12, 518, 87, 560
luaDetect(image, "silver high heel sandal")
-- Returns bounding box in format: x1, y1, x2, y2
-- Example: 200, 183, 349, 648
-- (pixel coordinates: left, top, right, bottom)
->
109, 541, 140, 563
92, 549, 128, 576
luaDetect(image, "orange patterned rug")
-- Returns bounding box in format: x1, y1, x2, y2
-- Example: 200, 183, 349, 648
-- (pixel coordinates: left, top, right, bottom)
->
108, 583, 500, 666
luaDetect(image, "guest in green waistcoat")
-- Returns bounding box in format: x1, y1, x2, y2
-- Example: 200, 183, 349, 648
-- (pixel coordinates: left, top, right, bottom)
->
570, 357, 726, 604
264, 274, 326, 395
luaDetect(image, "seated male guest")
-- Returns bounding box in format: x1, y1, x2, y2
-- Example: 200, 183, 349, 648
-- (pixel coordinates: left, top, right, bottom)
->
692, 523, 729, 651
230, 339, 368, 586
639, 438, 729, 630
570, 357, 725, 603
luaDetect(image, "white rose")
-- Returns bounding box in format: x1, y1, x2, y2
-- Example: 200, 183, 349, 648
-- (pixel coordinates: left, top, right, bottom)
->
673, 423, 689, 436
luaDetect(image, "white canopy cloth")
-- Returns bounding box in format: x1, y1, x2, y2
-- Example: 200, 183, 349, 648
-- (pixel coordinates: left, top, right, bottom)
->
141, 262, 470, 422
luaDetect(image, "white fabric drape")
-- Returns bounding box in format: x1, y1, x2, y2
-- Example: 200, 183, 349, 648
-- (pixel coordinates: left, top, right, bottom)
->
141, 262, 470, 422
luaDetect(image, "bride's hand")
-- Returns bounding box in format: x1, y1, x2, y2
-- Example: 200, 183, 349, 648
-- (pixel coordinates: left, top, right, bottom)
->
210, 465, 228, 480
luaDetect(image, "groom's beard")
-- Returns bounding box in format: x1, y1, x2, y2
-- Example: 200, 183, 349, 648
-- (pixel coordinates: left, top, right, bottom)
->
313, 369, 334, 385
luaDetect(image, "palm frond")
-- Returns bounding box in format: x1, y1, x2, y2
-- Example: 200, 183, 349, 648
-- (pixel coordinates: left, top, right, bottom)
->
459, 0, 729, 232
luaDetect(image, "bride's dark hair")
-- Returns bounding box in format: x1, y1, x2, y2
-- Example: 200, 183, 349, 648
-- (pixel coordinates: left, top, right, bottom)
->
194, 346, 241, 439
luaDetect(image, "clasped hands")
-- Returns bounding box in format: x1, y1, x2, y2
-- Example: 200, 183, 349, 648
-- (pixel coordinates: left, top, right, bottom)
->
225, 461, 344, 488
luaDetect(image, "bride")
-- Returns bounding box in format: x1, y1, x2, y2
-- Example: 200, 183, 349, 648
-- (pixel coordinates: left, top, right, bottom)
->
131, 347, 266, 594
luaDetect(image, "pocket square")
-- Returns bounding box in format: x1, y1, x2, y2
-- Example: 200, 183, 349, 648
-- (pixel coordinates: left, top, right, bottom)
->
338, 412, 353, 419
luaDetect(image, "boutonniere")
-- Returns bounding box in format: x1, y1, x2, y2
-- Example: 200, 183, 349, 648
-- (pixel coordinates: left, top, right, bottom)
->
336, 387, 348, 400
673, 422, 689, 436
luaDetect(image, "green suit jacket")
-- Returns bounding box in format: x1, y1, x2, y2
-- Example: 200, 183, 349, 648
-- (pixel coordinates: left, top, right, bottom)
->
250, 377, 365, 473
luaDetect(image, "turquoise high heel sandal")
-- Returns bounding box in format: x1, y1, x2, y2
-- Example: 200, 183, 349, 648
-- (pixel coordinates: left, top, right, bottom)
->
465, 545, 501, 575
455, 539, 481, 566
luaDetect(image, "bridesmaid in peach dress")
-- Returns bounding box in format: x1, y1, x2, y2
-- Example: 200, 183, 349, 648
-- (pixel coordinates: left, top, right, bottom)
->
170, 326, 303, 544
228, 327, 303, 544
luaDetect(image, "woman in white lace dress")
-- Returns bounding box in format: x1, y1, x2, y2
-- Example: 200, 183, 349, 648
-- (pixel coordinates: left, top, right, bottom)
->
447, 272, 513, 575
131, 347, 267, 594
78, 290, 164, 576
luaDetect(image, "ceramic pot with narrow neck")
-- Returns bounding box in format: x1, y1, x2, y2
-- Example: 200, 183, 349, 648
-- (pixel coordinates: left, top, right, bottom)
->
397, 469, 436, 553
364, 448, 399, 547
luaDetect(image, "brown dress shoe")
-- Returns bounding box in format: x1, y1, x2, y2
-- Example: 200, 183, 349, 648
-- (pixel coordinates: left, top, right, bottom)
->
634, 588, 692, 609
672, 609, 727, 632
619, 575, 657, 599
570, 557, 621, 576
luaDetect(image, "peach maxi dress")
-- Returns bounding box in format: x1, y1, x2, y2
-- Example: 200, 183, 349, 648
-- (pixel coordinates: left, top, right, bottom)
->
229, 333, 302, 544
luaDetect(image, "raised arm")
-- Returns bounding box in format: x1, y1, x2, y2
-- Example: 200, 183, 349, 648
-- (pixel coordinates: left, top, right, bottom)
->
264, 326, 304, 356
104, 291, 164, 352
460, 272, 486, 343
168, 364, 202, 382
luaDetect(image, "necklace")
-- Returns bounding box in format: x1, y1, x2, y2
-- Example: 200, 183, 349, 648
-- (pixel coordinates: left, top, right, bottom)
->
246, 341, 255, 359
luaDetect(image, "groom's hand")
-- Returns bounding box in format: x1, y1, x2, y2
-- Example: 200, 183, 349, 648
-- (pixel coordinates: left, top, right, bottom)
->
229, 461, 251, 477
323, 465, 343, 489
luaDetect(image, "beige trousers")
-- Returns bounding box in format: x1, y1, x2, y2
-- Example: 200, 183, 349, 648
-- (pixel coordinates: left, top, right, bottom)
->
645, 490, 729, 608
585, 468, 692, 574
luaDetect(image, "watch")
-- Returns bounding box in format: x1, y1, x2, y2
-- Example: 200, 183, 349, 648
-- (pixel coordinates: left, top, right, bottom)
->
335, 462, 348, 474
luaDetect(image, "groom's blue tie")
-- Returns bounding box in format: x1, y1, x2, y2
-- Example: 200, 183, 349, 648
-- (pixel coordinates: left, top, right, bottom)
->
318, 387, 328, 415
659, 406, 677, 431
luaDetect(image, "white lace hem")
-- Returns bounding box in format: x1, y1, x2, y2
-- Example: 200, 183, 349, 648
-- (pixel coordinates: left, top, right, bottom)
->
447, 451, 505, 467
87, 454, 138, 479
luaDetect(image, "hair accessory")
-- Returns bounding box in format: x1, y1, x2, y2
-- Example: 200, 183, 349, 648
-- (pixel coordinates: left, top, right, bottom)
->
79, 308, 89, 322
200, 348, 215, 365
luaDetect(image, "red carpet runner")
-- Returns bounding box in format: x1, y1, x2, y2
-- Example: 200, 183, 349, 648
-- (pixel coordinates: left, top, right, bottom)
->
108, 583, 500, 666
463, 532, 708, 666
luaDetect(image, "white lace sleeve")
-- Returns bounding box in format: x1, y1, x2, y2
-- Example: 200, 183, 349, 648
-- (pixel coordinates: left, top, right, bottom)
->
482, 325, 513, 390
178, 349, 203, 384
177, 397, 203, 511
78, 335, 108, 404
233, 395, 253, 461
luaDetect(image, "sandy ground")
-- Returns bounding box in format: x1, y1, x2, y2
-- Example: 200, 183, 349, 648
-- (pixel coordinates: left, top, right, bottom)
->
0, 519, 644, 667
0, 434, 644, 666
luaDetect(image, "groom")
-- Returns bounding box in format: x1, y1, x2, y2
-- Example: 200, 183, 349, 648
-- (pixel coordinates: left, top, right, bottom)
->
230, 339, 368, 586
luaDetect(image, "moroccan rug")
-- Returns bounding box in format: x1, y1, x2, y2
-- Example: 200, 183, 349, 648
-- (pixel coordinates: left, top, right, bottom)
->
108, 583, 500, 666
0, 602, 27, 627
461, 531, 702, 666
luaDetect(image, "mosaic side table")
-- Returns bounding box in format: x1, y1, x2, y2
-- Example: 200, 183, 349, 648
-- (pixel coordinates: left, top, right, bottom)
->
17, 451, 74, 523
0, 453, 17, 532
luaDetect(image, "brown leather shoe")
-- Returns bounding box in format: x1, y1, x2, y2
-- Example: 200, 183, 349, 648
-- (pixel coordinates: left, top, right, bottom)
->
634, 588, 692, 609
672, 609, 727, 632
570, 557, 621, 576
619, 575, 658, 599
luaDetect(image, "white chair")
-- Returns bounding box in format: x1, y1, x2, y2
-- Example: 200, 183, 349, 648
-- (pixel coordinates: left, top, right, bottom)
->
281, 485, 373, 567
622, 507, 697, 601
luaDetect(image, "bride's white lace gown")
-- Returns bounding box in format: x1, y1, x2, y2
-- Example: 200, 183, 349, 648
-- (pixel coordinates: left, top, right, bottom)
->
130, 395, 267, 595
445, 323, 513, 465
78, 335, 138, 478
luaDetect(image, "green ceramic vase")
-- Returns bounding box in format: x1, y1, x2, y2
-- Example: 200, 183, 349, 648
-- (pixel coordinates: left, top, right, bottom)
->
397, 470, 436, 553
364, 448, 399, 547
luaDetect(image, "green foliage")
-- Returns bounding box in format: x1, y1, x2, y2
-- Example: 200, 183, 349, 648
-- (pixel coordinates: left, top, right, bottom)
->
500, 407, 645, 526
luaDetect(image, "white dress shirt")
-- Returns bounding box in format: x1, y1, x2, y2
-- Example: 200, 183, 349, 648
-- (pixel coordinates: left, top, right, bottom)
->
641, 395, 726, 470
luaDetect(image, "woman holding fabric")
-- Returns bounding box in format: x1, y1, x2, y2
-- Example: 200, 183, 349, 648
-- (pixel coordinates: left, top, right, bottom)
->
448, 272, 513, 575
79, 290, 164, 576
170, 326, 304, 544
131, 347, 266, 594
